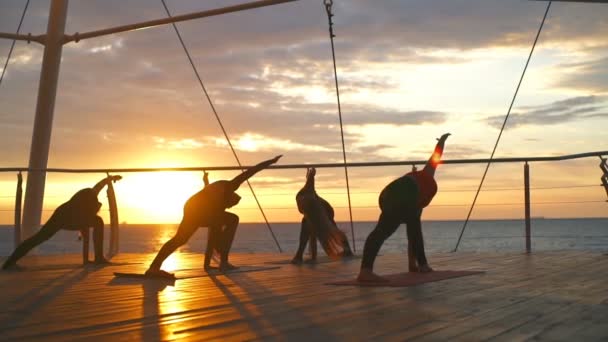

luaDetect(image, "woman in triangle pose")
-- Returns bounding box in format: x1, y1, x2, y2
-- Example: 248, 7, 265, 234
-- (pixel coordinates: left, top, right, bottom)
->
357, 133, 450, 282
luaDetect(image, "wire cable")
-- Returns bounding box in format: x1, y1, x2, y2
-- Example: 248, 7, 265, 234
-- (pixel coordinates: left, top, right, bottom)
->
160, 0, 282, 252
453, 1, 553, 252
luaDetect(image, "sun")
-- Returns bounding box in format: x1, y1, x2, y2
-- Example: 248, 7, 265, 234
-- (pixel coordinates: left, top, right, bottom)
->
117, 172, 203, 223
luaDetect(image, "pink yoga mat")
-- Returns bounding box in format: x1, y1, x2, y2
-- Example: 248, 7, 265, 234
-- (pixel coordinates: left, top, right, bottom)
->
326, 270, 484, 287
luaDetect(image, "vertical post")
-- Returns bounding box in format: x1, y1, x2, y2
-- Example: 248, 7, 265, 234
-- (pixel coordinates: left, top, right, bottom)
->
14, 172, 23, 248
524, 162, 531, 253
106, 176, 119, 258
21, 0, 68, 240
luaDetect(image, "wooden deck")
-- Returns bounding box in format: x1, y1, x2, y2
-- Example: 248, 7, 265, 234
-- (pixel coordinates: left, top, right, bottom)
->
1, 251, 607, 341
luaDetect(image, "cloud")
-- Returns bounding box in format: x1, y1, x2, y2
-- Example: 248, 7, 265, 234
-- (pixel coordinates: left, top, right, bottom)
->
555, 56, 608, 92
484, 95, 608, 129
154, 137, 204, 150
1, 1, 606, 167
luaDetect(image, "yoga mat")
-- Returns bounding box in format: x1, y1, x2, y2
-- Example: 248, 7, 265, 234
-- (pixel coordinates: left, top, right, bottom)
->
265, 255, 361, 265
115, 265, 281, 280
326, 270, 484, 287
5, 261, 140, 272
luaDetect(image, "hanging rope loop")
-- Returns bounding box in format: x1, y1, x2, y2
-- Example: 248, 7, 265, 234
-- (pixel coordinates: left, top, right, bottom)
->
323, 0, 336, 38
322, 0, 356, 252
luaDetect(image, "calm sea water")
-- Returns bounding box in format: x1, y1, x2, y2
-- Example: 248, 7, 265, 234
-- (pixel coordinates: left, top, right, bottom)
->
1, 218, 607, 256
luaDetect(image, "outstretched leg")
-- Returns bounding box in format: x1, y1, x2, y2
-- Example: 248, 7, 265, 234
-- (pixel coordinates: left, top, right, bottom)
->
406, 214, 432, 272
218, 212, 239, 272
147, 217, 197, 277
357, 212, 401, 282
3, 222, 60, 269
291, 217, 310, 264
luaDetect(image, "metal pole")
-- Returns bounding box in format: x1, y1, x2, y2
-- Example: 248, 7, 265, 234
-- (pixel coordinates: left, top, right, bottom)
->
1, 150, 607, 173
63, 0, 297, 43
524, 162, 531, 253
21, 0, 68, 240
0, 32, 44, 44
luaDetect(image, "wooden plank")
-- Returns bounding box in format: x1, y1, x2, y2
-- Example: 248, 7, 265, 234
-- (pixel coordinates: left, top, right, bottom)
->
0, 251, 606, 341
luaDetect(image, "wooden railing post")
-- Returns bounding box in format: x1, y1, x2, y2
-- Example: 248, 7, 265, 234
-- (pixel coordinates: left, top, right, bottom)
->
106, 175, 119, 258
524, 162, 531, 253
14, 172, 23, 248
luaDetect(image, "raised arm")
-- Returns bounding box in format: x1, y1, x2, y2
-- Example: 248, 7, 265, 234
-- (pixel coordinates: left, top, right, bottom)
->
203, 171, 209, 187
229, 155, 282, 191
91, 175, 122, 195
422, 133, 450, 178
301, 168, 316, 193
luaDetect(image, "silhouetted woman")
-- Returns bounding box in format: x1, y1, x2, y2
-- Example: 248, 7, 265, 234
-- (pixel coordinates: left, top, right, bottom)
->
2, 175, 122, 269
292, 167, 353, 264
357, 133, 450, 282
146, 155, 282, 278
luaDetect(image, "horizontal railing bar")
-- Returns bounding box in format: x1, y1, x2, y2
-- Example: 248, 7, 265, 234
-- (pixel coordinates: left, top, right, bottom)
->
63, 0, 298, 43
0, 32, 44, 44
0, 150, 605, 174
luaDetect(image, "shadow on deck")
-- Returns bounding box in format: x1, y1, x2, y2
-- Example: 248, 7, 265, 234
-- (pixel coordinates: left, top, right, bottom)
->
0, 251, 607, 341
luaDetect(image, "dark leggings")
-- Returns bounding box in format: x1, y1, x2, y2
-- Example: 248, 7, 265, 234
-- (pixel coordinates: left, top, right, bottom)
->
2, 215, 104, 269
149, 211, 239, 270
293, 217, 317, 260
361, 179, 428, 270
360, 211, 427, 269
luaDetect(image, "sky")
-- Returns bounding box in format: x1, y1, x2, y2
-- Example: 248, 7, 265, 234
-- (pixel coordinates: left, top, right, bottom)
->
0, 0, 607, 224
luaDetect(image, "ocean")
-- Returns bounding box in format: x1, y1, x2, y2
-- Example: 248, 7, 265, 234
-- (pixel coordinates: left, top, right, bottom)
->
1, 218, 607, 256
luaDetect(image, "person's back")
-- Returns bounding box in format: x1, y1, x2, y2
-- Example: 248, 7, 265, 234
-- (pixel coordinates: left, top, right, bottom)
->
185, 180, 241, 217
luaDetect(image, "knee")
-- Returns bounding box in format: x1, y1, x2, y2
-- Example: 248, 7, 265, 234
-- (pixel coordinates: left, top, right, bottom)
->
93, 216, 104, 229
225, 212, 239, 226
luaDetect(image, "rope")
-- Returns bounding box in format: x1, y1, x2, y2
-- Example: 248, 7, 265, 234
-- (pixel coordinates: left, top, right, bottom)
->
453, 1, 552, 252
324, 0, 356, 252
160, 0, 282, 252
0, 0, 30, 88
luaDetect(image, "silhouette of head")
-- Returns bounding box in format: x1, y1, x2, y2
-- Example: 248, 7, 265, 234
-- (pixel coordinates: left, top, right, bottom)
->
226, 192, 241, 208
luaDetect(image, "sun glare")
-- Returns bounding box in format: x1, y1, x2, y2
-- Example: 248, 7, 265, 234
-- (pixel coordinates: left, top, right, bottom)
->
118, 172, 202, 223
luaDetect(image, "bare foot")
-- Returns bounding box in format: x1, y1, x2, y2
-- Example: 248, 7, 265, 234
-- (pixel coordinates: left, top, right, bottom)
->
304, 258, 317, 264
204, 265, 218, 272
2, 263, 20, 271
145, 269, 175, 279
418, 264, 434, 273
219, 262, 239, 273
357, 269, 389, 283
93, 258, 110, 265
290, 257, 303, 265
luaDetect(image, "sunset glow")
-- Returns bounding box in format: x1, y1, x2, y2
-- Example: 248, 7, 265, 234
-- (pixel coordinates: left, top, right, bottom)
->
0, 1, 606, 224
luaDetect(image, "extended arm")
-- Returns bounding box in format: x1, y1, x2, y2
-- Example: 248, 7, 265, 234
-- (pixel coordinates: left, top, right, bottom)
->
229, 155, 282, 191
91, 175, 122, 195
203, 171, 209, 187
422, 133, 450, 178
302, 168, 316, 192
